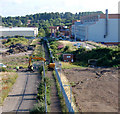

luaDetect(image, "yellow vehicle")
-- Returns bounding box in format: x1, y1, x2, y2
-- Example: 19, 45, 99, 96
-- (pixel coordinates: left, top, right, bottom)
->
28, 56, 55, 70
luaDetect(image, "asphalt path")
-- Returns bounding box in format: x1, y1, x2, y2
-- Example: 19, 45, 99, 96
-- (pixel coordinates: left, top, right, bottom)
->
2, 70, 40, 113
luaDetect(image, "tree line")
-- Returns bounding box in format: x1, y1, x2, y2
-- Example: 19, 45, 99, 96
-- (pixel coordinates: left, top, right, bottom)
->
1, 11, 103, 37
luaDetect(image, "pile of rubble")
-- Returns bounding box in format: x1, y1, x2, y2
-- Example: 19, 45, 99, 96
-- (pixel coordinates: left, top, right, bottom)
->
2, 43, 34, 56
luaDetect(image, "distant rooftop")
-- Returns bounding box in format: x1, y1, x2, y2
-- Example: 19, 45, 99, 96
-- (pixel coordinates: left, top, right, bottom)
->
0, 27, 38, 31
100, 14, 120, 19
81, 14, 120, 20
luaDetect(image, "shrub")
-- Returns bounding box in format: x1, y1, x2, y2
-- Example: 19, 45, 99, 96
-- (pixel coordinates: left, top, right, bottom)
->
0, 67, 7, 72
64, 46, 69, 52
74, 47, 120, 67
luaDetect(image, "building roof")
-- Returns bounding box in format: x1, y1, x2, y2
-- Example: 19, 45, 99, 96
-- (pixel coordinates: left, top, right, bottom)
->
100, 14, 120, 19
81, 14, 120, 20
0, 27, 38, 31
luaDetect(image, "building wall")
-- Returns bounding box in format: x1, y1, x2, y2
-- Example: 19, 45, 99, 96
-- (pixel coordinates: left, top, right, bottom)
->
88, 19, 119, 43
0, 27, 38, 37
1, 31, 34, 37
72, 17, 119, 43
63, 54, 73, 62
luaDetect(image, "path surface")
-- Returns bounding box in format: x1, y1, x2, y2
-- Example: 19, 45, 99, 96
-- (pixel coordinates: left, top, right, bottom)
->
43, 42, 62, 112
46, 71, 62, 112
2, 70, 40, 113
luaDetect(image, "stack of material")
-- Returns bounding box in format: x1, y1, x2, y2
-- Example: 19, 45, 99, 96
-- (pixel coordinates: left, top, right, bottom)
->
2, 43, 34, 56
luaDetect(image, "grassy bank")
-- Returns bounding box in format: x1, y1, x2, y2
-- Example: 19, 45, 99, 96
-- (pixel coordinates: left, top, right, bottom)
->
2, 37, 29, 47
61, 62, 83, 69
0, 72, 18, 105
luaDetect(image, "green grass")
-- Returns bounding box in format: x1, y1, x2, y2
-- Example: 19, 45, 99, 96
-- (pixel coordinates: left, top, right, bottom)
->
74, 47, 120, 67
61, 62, 83, 69
0, 72, 18, 105
30, 39, 41, 46
3, 37, 29, 47
31, 40, 50, 113
31, 70, 51, 113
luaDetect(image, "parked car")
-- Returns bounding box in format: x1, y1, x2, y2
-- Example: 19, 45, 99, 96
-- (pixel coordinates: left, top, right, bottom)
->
58, 37, 62, 40
0, 63, 7, 68
77, 43, 82, 46
73, 44, 77, 46
77, 45, 81, 48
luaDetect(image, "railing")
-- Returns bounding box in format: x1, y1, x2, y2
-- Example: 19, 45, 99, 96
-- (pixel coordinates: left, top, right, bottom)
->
45, 39, 74, 113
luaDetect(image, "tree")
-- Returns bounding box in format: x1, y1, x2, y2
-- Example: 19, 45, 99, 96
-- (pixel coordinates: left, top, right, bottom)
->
37, 28, 45, 37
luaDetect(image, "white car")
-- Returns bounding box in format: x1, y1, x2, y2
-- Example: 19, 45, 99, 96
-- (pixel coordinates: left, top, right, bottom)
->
73, 44, 77, 46
58, 37, 62, 40
0, 63, 7, 68
85, 46, 91, 50
77, 43, 82, 46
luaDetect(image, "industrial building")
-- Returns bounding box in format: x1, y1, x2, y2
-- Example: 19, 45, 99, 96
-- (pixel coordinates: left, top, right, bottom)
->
0, 27, 38, 37
72, 10, 120, 44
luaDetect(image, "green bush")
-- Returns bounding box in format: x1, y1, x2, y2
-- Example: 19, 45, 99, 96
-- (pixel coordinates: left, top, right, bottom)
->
64, 46, 69, 52
4, 37, 28, 46
30, 101, 45, 113
38, 66, 43, 74
74, 47, 120, 67
0, 67, 7, 72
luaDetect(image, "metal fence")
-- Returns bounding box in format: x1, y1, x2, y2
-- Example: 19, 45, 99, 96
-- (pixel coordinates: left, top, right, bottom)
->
42, 43, 47, 113
45, 39, 74, 113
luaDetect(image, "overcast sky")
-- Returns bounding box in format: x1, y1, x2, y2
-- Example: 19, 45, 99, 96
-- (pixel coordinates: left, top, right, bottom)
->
0, 0, 119, 17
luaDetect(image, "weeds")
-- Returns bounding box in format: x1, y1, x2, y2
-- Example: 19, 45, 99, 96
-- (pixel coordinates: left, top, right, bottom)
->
0, 72, 18, 105
52, 71, 68, 112
31, 68, 51, 113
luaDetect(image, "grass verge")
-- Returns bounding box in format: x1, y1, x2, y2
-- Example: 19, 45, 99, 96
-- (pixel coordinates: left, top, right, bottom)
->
0, 72, 18, 105
61, 62, 83, 69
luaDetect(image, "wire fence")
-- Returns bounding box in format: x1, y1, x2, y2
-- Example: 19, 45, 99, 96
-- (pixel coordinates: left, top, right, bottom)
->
42, 43, 47, 113
45, 39, 74, 113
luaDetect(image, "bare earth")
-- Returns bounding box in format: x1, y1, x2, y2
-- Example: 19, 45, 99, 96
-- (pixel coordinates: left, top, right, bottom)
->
62, 67, 119, 112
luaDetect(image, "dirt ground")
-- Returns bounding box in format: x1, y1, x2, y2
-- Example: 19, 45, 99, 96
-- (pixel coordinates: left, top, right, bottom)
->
62, 67, 119, 112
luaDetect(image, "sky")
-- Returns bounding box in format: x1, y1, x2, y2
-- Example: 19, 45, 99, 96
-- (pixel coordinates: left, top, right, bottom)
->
0, 0, 119, 17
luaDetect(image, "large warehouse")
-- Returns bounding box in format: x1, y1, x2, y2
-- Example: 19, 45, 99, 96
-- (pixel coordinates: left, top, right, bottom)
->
72, 10, 120, 44
0, 27, 38, 37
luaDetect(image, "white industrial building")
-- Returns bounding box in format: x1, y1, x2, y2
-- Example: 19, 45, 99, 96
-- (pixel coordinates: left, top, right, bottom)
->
72, 10, 120, 44
0, 27, 38, 37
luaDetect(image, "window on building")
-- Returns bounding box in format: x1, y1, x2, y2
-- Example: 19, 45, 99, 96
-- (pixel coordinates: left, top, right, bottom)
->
67, 56, 71, 58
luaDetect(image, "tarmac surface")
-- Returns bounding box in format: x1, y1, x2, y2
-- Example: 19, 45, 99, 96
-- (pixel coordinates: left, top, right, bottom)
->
2, 70, 40, 113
